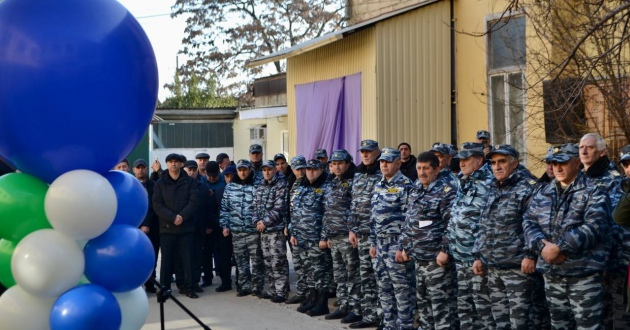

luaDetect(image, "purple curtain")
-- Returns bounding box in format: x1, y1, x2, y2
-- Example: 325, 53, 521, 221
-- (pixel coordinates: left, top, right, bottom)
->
295, 73, 362, 163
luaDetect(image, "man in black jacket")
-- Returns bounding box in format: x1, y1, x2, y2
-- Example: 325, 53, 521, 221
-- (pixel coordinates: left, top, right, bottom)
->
153, 153, 200, 298
398, 142, 417, 181
134, 158, 160, 293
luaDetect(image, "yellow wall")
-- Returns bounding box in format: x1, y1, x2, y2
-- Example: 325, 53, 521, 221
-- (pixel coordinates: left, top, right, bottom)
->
286, 28, 377, 157
453, 0, 549, 173
375, 0, 451, 150
348, 0, 435, 25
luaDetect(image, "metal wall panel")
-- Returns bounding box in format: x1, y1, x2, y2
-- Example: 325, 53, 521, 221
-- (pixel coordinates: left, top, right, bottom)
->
286, 28, 377, 156
375, 0, 451, 151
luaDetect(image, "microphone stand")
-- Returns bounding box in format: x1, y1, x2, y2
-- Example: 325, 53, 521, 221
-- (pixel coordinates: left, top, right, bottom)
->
150, 278, 211, 330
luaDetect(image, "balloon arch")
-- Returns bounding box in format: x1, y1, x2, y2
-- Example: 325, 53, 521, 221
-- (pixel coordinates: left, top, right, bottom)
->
0, 0, 159, 328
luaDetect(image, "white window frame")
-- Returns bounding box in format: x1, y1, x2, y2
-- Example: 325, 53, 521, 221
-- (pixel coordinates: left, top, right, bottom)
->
280, 130, 289, 159
486, 13, 527, 163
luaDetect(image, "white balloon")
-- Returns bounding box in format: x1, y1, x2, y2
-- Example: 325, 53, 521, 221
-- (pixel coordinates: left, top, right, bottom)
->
113, 287, 149, 330
0, 285, 55, 330
45, 169, 117, 240
12, 229, 85, 298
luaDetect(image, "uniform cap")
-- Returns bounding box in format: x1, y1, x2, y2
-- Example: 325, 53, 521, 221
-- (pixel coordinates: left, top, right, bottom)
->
619, 145, 630, 163
449, 144, 458, 157
454, 142, 485, 159
261, 160, 275, 168
315, 149, 328, 159
236, 159, 253, 169
544, 146, 557, 163
291, 155, 307, 169
249, 144, 263, 154
547, 143, 579, 163
486, 144, 519, 159
133, 159, 148, 168
195, 152, 210, 159
359, 139, 379, 151
273, 153, 287, 162
430, 142, 451, 155
476, 130, 491, 139
377, 148, 401, 162
329, 149, 349, 162
223, 165, 237, 176
305, 159, 324, 169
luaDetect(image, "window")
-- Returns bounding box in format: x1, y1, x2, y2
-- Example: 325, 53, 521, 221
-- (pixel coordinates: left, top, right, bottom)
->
152, 122, 233, 149
488, 16, 526, 157
281, 130, 289, 157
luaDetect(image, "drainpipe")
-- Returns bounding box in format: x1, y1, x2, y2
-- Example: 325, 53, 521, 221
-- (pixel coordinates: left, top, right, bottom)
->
450, 0, 457, 146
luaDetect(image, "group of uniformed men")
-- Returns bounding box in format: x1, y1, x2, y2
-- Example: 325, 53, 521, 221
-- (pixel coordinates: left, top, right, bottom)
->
122, 128, 630, 330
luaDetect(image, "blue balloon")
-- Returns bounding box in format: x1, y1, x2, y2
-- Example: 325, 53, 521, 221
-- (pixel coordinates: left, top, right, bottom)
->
105, 170, 149, 227
0, 0, 158, 183
50, 284, 122, 330
84, 225, 154, 292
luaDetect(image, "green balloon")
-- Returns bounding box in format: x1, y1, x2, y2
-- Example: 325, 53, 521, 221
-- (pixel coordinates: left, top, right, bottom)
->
0, 173, 52, 241
0, 239, 17, 288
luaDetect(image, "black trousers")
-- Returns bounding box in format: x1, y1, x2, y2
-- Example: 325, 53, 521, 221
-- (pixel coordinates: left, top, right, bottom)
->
160, 233, 194, 292
143, 229, 160, 289
203, 231, 233, 286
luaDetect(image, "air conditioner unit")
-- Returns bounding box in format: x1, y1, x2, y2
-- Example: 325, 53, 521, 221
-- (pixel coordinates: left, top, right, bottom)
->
250, 127, 266, 141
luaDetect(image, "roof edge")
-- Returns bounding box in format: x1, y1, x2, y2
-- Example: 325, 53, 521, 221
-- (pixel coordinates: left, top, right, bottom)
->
246, 0, 441, 68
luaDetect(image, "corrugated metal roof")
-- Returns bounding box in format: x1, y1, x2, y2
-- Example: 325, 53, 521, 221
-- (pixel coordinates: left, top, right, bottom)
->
246, 0, 440, 68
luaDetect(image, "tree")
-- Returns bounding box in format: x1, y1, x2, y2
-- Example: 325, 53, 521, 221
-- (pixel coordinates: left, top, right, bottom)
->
159, 72, 238, 108
171, 0, 346, 96
477, 1, 630, 161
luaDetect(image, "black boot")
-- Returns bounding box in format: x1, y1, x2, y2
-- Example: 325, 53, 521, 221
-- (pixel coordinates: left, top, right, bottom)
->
297, 288, 317, 313
324, 306, 348, 320
307, 291, 329, 316
285, 294, 305, 304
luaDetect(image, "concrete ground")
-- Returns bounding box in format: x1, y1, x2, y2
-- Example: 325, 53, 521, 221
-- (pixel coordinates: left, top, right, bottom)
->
142, 250, 354, 330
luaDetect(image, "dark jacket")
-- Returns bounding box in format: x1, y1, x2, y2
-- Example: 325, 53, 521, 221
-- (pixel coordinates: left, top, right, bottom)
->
206, 179, 225, 231
140, 179, 159, 231
399, 155, 418, 182
153, 169, 200, 235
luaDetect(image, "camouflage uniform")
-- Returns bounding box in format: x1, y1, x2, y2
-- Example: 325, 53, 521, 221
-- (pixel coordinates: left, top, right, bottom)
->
430, 142, 460, 190
473, 146, 538, 330
349, 142, 382, 324
249, 144, 264, 186
287, 156, 307, 299
253, 168, 289, 299
524, 146, 611, 330
448, 143, 495, 330
583, 156, 629, 330
323, 150, 360, 316
370, 150, 414, 330
290, 170, 331, 294
400, 174, 457, 330
219, 163, 264, 294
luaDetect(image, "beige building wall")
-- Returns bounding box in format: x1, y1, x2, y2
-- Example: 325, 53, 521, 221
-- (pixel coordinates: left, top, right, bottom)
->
348, 0, 437, 25
453, 0, 549, 173
286, 28, 377, 157
375, 0, 451, 150
232, 116, 288, 161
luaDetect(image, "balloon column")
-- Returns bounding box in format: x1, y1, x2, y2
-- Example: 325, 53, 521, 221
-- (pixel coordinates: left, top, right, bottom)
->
0, 0, 159, 328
